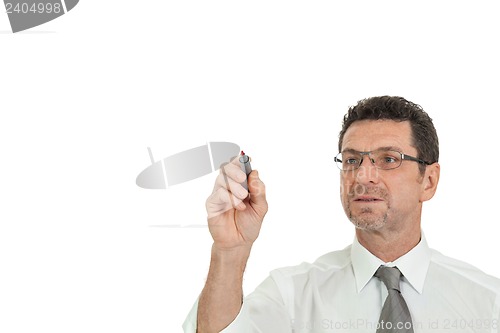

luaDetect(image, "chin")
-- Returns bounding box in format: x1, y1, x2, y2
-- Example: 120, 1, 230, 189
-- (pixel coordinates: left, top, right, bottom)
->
349, 213, 388, 231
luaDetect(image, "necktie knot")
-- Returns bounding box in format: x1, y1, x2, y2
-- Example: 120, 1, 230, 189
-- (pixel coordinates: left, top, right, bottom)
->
375, 266, 402, 292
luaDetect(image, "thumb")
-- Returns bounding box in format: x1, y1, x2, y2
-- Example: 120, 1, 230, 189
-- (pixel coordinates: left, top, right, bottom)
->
248, 170, 267, 211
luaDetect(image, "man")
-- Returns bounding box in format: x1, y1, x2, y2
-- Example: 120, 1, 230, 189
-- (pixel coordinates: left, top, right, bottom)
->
183, 96, 500, 332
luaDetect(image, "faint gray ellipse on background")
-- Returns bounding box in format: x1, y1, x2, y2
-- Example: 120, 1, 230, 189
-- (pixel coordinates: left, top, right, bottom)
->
136, 142, 240, 189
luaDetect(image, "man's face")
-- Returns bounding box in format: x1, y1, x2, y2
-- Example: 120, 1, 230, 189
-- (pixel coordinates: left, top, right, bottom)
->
340, 119, 427, 231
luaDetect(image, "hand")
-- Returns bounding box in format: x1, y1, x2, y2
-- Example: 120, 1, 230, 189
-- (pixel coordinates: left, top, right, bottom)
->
206, 156, 268, 251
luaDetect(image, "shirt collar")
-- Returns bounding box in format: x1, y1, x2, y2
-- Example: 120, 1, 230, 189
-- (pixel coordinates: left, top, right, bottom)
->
351, 232, 431, 294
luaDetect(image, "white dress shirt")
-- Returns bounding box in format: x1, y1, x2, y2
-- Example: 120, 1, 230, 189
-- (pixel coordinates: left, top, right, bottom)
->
184, 234, 500, 332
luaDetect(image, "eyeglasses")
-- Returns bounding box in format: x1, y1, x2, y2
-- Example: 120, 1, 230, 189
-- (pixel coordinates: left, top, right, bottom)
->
334, 149, 431, 171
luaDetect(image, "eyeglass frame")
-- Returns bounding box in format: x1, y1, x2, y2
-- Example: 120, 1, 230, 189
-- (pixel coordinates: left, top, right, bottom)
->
334, 148, 432, 171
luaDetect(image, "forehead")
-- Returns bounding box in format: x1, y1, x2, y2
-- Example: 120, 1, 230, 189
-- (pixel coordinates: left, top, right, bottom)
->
341, 119, 415, 152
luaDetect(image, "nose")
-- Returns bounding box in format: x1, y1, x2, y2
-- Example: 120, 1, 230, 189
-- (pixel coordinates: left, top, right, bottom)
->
356, 155, 380, 184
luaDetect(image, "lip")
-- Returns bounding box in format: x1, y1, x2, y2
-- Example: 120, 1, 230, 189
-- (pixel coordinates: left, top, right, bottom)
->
352, 196, 384, 203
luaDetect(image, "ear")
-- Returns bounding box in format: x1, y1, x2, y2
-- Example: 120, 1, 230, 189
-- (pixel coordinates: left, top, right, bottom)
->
420, 163, 440, 202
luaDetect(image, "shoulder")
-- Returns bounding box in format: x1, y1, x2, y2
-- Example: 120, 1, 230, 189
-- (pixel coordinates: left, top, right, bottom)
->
269, 244, 352, 282
429, 248, 500, 293
262, 245, 352, 309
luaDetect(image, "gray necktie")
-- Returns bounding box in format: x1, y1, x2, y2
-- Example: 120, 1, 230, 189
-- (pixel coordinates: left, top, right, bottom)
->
375, 266, 414, 333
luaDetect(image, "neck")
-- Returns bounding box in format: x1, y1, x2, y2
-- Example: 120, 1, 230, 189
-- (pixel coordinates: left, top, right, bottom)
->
355, 223, 421, 262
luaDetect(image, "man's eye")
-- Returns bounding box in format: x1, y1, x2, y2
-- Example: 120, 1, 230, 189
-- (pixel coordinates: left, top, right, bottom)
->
346, 158, 359, 165
384, 157, 397, 163
382, 156, 399, 164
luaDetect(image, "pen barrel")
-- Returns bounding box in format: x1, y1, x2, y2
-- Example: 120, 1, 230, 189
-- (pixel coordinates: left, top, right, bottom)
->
239, 155, 252, 190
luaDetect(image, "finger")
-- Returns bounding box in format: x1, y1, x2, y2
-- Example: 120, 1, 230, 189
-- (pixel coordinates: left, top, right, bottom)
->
212, 162, 249, 199
223, 158, 248, 183
247, 170, 267, 212
213, 170, 249, 200
206, 187, 245, 218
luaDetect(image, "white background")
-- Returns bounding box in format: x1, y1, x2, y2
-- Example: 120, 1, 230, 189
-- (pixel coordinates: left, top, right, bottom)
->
1, 1, 499, 332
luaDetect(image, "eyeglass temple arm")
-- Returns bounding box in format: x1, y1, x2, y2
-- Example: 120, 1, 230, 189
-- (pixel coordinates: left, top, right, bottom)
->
402, 154, 431, 165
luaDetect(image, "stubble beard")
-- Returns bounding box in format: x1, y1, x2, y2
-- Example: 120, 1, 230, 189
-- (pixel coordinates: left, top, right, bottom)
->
345, 185, 390, 231
348, 208, 389, 230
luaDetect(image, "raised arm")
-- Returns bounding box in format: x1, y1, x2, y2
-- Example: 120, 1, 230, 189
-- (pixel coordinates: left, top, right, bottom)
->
197, 156, 268, 333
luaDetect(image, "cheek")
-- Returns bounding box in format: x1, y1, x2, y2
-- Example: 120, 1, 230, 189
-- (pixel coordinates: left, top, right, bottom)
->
339, 176, 353, 199
386, 182, 421, 210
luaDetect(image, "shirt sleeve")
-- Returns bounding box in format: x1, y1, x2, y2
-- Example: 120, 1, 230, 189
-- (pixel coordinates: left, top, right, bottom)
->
495, 293, 500, 333
182, 275, 292, 333
182, 297, 200, 333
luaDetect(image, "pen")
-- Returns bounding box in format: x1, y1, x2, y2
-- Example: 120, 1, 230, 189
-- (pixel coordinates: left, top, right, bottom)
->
239, 151, 252, 191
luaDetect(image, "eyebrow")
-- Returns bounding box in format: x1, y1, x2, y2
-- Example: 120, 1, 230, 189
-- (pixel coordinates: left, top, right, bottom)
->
341, 146, 405, 153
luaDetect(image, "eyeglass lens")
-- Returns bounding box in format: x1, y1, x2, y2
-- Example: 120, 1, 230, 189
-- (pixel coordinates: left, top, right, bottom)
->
336, 150, 403, 170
